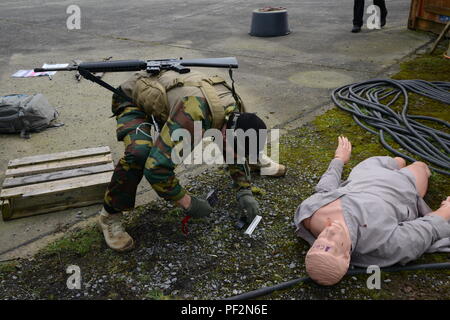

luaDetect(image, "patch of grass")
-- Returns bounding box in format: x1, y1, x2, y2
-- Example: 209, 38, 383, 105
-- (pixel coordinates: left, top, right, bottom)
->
42, 227, 102, 257
393, 40, 450, 82
145, 289, 171, 300
0, 261, 18, 273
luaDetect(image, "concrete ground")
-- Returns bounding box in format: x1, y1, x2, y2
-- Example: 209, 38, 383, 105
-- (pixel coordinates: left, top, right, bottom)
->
0, 0, 433, 260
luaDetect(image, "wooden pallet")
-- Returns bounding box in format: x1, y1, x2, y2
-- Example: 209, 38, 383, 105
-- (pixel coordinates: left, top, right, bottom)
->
409, 0, 450, 35
0, 146, 115, 221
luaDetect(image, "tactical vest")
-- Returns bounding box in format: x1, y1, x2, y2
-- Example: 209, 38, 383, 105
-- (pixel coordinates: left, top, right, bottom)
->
120, 70, 245, 129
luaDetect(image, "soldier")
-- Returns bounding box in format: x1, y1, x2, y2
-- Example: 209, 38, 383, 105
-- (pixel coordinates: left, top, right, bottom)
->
98, 69, 287, 251
351, 0, 388, 33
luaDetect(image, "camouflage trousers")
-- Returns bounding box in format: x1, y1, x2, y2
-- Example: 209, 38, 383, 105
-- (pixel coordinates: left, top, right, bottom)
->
103, 106, 154, 214
103, 95, 250, 213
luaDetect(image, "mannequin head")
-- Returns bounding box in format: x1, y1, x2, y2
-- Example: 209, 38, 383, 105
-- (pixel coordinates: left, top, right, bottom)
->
305, 220, 351, 286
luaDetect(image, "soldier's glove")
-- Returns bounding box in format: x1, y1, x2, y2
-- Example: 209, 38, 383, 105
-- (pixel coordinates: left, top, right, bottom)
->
185, 196, 213, 219
236, 189, 259, 223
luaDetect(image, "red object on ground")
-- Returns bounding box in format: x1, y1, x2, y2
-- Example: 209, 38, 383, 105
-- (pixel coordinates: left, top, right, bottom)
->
181, 215, 191, 236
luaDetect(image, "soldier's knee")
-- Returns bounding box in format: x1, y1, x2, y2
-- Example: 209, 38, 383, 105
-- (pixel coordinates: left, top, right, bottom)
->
122, 148, 149, 169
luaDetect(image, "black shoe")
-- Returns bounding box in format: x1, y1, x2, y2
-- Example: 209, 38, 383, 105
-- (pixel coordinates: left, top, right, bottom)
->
351, 25, 361, 33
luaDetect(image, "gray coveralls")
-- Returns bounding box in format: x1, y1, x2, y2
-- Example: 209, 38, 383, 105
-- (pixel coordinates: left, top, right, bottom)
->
294, 156, 450, 267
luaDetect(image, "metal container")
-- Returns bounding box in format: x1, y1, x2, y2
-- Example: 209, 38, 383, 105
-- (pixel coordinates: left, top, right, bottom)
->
408, 0, 450, 34
249, 7, 290, 37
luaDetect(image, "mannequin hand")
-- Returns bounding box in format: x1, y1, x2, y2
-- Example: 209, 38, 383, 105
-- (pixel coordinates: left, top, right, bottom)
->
334, 136, 352, 164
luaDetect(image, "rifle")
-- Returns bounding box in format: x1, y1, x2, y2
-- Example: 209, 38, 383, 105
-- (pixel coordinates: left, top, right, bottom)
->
34, 57, 240, 134
34, 57, 238, 75
34, 57, 238, 100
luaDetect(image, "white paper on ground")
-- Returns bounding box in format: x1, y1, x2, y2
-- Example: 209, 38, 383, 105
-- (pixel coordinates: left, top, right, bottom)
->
11, 63, 68, 78
244, 215, 262, 236
11, 70, 56, 78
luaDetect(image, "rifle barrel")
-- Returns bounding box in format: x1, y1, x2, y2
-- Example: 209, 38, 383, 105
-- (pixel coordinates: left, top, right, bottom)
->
34, 66, 78, 72
79, 60, 147, 72
179, 57, 238, 68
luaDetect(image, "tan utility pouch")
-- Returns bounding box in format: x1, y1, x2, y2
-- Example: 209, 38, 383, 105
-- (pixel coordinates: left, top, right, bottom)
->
132, 77, 170, 122
130, 71, 244, 127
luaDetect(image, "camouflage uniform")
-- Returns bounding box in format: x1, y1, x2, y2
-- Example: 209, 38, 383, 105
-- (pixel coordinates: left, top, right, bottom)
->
103, 81, 250, 214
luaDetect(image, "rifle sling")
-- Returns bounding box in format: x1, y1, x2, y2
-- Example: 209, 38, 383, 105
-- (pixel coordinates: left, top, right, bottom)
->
78, 68, 134, 111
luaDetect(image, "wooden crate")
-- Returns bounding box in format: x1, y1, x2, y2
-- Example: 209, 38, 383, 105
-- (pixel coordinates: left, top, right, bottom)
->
0, 146, 114, 221
409, 0, 450, 34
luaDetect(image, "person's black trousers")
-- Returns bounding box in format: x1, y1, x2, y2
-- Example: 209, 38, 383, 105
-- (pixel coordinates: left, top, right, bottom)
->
353, 0, 388, 27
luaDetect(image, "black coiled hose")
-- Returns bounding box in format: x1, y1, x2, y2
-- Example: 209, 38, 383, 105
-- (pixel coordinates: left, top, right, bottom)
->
224, 262, 450, 300
331, 79, 450, 175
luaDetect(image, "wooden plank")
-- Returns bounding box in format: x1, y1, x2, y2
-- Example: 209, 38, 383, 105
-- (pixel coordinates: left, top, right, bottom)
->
3, 163, 114, 188
0, 171, 113, 198
0, 199, 12, 221
6, 200, 101, 220
5, 154, 113, 178
8, 146, 111, 168
425, 5, 450, 16
11, 187, 104, 211
4, 185, 106, 220
409, 0, 421, 29
6, 200, 102, 220
415, 16, 450, 34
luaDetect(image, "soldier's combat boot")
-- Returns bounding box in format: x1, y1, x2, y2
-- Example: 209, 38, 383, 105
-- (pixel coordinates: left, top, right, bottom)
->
98, 208, 134, 252
251, 153, 287, 177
